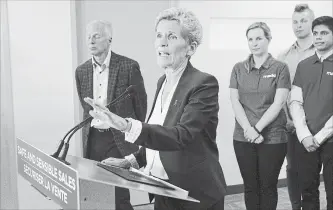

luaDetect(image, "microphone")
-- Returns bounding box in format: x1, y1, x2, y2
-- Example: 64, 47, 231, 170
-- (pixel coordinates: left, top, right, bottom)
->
51, 117, 91, 159
54, 85, 136, 165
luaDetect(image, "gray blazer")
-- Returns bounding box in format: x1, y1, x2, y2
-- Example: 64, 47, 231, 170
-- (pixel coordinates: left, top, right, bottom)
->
75, 52, 147, 158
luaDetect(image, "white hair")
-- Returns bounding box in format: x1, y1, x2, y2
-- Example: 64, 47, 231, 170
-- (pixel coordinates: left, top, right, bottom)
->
155, 7, 203, 46
86, 20, 113, 39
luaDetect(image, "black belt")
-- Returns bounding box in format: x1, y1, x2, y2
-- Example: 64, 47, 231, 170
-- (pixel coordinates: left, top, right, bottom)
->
92, 127, 112, 132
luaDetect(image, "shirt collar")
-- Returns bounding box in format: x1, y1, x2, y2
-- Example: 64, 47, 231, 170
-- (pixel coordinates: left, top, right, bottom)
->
315, 49, 333, 63
164, 58, 188, 83
292, 41, 315, 52
91, 47, 112, 70
244, 53, 274, 72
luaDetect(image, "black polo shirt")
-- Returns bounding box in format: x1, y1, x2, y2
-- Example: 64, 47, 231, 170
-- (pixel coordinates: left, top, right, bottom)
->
293, 53, 333, 143
230, 54, 291, 144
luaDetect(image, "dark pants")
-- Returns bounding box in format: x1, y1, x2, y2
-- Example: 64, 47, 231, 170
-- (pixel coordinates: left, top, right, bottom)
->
154, 195, 224, 210
88, 128, 134, 210
234, 140, 287, 210
286, 132, 302, 209
295, 140, 333, 210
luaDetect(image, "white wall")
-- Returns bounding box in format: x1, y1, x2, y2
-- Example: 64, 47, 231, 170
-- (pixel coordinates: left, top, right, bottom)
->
7, 1, 76, 208
177, 0, 333, 185
7, 1, 77, 155
1, 1, 19, 208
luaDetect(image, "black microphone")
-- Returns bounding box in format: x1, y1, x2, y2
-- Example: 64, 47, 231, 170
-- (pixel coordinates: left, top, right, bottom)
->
51, 117, 92, 159
51, 85, 135, 159
56, 85, 136, 165
55, 120, 88, 165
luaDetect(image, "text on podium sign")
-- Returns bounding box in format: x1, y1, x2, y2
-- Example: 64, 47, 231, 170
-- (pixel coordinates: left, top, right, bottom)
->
16, 138, 79, 209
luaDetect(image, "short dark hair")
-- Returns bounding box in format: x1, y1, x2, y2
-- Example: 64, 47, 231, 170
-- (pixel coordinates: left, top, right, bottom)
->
312, 16, 333, 33
294, 4, 315, 20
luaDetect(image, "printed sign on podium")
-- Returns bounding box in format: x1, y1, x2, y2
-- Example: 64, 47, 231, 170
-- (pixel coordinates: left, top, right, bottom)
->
16, 138, 80, 209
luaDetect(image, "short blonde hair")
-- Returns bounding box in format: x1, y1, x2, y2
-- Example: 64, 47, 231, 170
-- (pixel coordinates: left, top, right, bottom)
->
246, 22, 272, 41
294, 3, 315, 20
155, 7, 203, 45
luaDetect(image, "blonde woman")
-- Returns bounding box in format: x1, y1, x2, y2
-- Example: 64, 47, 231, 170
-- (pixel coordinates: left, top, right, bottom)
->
230, 22, 291, 210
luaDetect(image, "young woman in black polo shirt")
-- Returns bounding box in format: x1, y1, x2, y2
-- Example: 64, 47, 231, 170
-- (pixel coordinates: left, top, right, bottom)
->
229, 22, 291, 210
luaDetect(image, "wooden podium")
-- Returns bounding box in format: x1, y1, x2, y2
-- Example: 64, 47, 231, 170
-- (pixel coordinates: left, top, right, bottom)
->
16, 138, 198, 209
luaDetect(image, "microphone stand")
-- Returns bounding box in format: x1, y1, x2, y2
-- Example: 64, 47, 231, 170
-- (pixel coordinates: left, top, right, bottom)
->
53, 85, 135, 165
58, 123, 86, 165
51, 117, 92, 159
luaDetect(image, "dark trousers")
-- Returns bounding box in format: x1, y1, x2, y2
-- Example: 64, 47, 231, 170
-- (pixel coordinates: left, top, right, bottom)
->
234, 140, 287, 210
88, 128, 134, 210
286, 132, 302, 210
154, 195, 224, 210
295, 140, 333, 210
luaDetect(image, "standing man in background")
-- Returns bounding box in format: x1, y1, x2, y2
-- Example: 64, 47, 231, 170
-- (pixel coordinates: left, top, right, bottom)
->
277, 4, 316, 210
75, 20, 147, 210
289, 16, 333, 210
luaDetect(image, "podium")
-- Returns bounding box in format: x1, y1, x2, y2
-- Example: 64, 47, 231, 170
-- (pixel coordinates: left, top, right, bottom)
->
16, 138, 199, 209
67, 155, 198, 209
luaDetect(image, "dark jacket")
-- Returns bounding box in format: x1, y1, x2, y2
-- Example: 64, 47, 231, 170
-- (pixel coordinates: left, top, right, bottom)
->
75, 52, 147, 158
133, 62, 227, 206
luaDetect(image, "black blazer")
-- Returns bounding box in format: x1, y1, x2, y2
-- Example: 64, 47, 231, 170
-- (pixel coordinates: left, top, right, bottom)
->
133, 62, 227, 206
75, 52, 147, 158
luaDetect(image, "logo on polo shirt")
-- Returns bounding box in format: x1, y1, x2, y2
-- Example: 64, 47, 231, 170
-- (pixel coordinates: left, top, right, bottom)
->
263, 74, 276, 78
327, 72, 333, 76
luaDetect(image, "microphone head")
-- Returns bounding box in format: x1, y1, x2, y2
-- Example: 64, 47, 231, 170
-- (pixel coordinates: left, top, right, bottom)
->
106, 85, 137, 108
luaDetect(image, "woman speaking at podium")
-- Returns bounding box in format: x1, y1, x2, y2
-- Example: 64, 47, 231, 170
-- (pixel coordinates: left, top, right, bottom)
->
85, 7, 227, 210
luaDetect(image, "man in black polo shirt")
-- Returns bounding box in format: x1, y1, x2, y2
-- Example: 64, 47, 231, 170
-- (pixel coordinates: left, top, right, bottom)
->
289, 16, 333, 210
